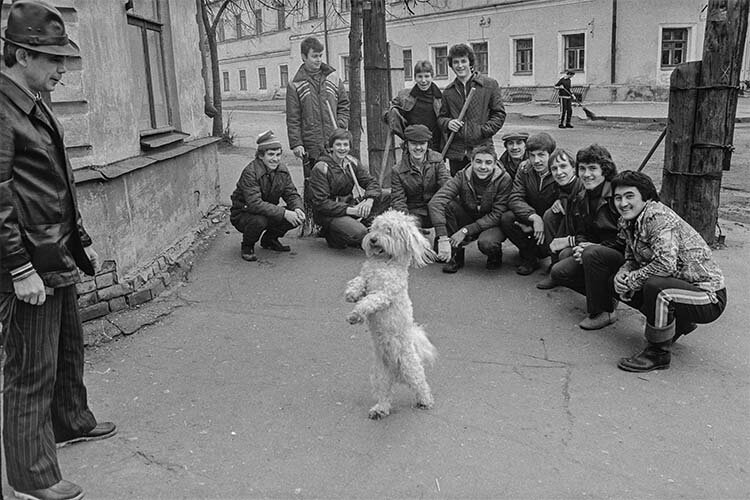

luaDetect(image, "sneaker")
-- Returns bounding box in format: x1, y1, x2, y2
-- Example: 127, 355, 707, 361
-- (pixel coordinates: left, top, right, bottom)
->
578, 311, 617, 330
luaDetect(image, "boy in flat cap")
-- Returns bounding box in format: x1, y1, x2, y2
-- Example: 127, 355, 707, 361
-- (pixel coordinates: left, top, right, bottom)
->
498, 130, 529, 180
1, 2, 115, 499
390, 124, 450, 229
230, 130, 305, 261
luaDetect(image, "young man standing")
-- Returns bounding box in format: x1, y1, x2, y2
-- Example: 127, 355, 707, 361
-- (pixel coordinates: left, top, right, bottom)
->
438, 44, 506, 176
554, 70, 576, 129
286, 37, 350, 227
0, 2, 116, 499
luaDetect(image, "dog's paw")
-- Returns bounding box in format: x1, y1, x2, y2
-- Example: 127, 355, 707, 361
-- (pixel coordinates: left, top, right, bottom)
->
346, 310, 364, 324
344, 291, 362, 303
415, 395, 434, 410
368, 406, 390, 420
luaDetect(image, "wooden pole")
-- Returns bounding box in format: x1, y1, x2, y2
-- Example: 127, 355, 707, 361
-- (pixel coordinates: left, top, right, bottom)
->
660, 0, 749, 244
348, 0, 363, 158
362, 0, 395, 187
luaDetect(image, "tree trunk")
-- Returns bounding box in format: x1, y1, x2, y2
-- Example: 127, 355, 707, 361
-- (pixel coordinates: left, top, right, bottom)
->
362, 0, 394, 184
660, 0, 749, 244
196, 0, 217, 119
198, 0, 225, 137
348, 0, 363, 157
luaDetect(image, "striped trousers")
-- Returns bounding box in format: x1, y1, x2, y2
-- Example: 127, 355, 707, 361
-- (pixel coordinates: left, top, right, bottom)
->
2, 285, 96, 491
622, 276, 727, 340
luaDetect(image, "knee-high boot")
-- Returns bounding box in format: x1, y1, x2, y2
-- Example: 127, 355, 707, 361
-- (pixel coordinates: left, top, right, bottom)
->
617, 322, 674, 372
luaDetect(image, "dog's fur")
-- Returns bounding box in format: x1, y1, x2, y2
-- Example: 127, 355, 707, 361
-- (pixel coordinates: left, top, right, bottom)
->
345, 210, 438, 419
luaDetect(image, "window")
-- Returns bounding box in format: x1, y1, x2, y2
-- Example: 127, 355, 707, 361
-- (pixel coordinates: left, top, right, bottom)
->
341, 56, 350, 82
279, 64, 289, 87
239, 69, 247, 90
234, 13, 243, 38
515, 38, 533, 74
127, 1, 171, 131
403, 49, 412, 80
471, 42, 488, 75
258, 67, 267, 90
276, 1, 286, 30
662, 28, 688, 68
563, 33, 585, 71
254, 9, 263, 34
309, 0, 319, 19
217, 18, 226, 42
223, 71, 230, 92
433, 46, 448, 78
341, 0, 350, 13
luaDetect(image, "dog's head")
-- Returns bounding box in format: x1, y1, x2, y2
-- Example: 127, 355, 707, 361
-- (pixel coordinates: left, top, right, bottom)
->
362, 210, 436, 268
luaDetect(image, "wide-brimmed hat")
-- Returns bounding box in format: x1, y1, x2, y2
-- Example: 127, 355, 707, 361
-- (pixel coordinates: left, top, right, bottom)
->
1, 0, 79, 57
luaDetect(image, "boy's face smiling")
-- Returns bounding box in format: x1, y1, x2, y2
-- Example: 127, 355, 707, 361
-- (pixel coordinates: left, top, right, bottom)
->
451, 56, 472, 80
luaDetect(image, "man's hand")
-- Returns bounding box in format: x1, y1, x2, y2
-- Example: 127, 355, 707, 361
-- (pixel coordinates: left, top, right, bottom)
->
550, 199, 565, 215
436, 236, 452, 262
572, 242, 593, 263
447, 119, 464, 133
355, 198, 374, 219
449, 228, 467, 247
284, 209, 305, 227
529, 214, 545, 245
13, 271, 46, 306
613, 271, 630, 296
292, 145, 306, 159
85, 246, 100, 273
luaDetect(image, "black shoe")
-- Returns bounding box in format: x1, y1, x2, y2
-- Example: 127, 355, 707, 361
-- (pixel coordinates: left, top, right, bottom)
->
535, 276, 557, 289
672, 322, 698, 344
516, 258, 540, 276
13, 479, 84, 500
617, 342, 671, 372
565, 124, 574, 128
485, 254, 502, 270
241, 246, 257, 261
260, 237, 291, 252
442, 247, 465, 273
558, 124, 565, 128
56, 421, 117, 448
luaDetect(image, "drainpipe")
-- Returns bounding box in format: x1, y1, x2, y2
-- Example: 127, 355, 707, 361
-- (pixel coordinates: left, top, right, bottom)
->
611, 0, 617, 83
323, 0, 330, 65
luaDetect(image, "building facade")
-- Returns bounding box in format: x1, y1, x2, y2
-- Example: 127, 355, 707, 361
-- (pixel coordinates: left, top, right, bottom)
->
216, 0, 750, 102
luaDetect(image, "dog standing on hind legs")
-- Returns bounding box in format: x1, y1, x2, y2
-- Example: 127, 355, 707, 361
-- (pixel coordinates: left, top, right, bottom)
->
345, 210, 438, 419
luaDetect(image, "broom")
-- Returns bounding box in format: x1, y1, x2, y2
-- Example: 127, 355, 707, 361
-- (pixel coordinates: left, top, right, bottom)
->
441, 87, 477, 158
569, 92, 598, 120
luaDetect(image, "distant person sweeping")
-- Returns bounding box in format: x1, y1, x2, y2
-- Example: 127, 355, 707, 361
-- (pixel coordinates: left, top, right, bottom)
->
554, 70, 575, 129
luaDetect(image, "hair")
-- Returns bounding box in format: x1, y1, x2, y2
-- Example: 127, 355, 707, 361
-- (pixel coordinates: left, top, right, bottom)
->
576, 144, 618, 180
611, 170, 660, 202
525, 132, 556, 154
300, 37, 324, 57
548, 148, 577, 172
413, 60, 433, 76
470, 144, 497, 162
2, 42, 39, 68
448, 43, 475, 69
327, 128, 352, 149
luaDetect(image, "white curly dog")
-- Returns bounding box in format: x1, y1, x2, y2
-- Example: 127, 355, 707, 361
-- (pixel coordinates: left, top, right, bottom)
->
345, 210, 438, 419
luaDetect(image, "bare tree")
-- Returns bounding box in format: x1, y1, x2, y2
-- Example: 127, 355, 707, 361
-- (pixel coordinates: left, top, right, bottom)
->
348, 0, 363, 157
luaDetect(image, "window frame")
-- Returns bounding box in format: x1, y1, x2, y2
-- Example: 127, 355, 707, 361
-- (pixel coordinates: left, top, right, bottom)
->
223, 71, 230, 92
513, 37, 533, 75
563, 32, 585, 72
432, 45, 448, 79
661, 27, 688, 68
239, 69, 247, 91
276, 1, 286, 30
258, 67, 267, 90
279, 64, 289, 87
403, 48, 413, 81
341, 55, 350, 83
471, 41, 489, 75
234, 12, 243, 38
254, 8, 263, 35
308, 0, 319, 19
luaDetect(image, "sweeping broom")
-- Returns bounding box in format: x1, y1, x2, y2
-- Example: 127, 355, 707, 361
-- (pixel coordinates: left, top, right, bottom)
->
441, 87, 477, 158
569, 92, 598, 120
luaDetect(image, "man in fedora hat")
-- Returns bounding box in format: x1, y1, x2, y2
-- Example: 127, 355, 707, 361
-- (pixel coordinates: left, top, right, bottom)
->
1, 1, 116, 499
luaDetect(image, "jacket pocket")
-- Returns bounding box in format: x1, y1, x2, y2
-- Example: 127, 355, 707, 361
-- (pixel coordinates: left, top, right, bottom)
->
22, 223, 76, 274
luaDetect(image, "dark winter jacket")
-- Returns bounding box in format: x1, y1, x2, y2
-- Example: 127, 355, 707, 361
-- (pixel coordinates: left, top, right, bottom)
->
390, 149, 450, 213
309, 154, 381, 225
230, 158, 303, 221
286, 63, 350, 159
428, 164, 513, 238
437, 73, 506, 160
552, 176, 585, 235
0, 73, 94, 292
570, 181, 625, 251
498, 150, 527, 180
385, 83, 444, 151
508, 160, 558, 223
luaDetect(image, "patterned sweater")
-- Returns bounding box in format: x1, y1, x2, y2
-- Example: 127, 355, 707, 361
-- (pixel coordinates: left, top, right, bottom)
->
618, 200, 725, 293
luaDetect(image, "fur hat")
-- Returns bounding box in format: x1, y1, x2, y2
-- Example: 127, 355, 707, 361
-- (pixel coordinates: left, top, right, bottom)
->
1, 0, 79, 57
256, 130, 282, 152
501, 130, 529, 143
403, 124, 432, 142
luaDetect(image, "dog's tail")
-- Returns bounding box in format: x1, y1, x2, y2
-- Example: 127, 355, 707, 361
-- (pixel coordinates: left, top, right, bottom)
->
411, 325, 437, 366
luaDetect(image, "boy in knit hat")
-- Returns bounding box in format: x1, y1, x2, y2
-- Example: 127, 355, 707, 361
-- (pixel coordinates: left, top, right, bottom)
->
230, 130, 305, 261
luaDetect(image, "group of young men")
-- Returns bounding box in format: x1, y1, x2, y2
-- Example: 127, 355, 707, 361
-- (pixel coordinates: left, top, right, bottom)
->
230, 36, 728, 381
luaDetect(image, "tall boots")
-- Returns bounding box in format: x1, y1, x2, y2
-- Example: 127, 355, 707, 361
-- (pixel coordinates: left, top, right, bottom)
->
442, 247, 465, 274
618, 322, 674, 372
